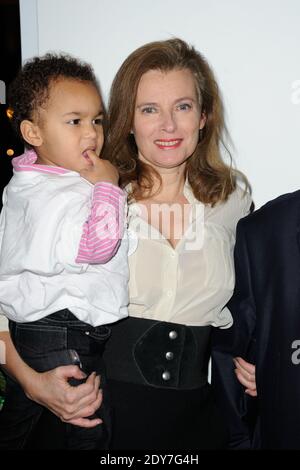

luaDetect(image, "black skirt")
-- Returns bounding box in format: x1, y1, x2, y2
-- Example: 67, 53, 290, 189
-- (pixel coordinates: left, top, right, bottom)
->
103, 317, 228, 450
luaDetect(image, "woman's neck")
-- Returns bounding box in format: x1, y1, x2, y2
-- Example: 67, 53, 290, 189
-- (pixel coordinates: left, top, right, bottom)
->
146, 166, 187, 203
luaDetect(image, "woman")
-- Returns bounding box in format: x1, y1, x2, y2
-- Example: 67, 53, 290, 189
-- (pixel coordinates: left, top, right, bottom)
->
101, 37, 252, 450
0, 38, 254, 449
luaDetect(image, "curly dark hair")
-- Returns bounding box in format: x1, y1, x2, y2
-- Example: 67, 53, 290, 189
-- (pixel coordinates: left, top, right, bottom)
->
8, 52, 104, 143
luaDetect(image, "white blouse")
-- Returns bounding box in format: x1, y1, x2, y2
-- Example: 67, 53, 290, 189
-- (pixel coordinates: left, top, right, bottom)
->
127, 181, 252, 327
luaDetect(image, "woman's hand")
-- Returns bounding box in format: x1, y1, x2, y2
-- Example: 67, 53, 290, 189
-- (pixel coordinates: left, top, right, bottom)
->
24, 365, 103, 427
233, 357, 257, 397
1, 331, 102, 427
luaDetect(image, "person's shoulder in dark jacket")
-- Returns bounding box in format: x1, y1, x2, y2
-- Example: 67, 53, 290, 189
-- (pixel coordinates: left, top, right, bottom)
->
237, 189, 300, 236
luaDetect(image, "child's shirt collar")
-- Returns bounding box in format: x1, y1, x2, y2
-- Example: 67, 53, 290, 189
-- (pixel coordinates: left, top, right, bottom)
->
12, 149, 70, 175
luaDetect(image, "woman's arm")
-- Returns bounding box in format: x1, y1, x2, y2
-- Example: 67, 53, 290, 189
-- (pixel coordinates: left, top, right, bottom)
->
0, 330, 102, 427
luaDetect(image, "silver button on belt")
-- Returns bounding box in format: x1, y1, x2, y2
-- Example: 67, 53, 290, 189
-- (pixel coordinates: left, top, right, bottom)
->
169, 330, 178, 340
162, 371, 171, 381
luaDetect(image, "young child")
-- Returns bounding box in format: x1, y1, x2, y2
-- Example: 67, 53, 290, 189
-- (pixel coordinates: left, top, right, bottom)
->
0, 53, 129, 449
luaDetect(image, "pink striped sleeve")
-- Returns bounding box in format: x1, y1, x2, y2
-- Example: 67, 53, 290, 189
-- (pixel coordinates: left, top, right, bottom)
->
75, 182, 126, 264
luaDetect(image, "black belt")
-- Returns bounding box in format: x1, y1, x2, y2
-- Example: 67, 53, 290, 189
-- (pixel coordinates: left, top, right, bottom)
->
103, 317, 211, 390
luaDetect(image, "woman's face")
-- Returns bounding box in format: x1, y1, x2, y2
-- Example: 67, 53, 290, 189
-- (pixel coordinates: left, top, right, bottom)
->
132, 68, 206, 171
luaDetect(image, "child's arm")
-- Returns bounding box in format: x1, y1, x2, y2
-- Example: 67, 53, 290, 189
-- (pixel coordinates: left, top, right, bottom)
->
0, 328, 102, 428
76, 182, 126, 264
76, 152, 126, 264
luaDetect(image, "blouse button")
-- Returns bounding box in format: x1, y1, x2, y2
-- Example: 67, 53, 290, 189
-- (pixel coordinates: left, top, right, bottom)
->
169, 330, 178, 340
162, 371, 171, 381
165, 351, 174, 360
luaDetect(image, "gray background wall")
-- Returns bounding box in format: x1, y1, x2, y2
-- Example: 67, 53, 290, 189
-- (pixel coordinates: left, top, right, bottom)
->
20, 0, 300, 208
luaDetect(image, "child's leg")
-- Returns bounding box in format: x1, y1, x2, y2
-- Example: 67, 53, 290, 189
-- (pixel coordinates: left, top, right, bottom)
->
6, 311, 111, 450
1, 318, 70, 449
63, 316, 112, 450
0, 372, 43, 449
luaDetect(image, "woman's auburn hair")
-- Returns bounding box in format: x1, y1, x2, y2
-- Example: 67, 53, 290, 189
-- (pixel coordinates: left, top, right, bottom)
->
105, 38, 248, 205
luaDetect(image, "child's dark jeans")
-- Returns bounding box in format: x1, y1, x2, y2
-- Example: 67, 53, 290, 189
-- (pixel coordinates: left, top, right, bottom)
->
0, 309, 111, 450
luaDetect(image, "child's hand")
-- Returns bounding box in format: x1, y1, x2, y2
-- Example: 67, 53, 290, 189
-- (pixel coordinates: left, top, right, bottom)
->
233, 357, 257, 396
80, 150, 119, 186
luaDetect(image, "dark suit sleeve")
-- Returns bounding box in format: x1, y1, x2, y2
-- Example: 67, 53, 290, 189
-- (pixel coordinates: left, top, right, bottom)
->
211, 219, 258, 449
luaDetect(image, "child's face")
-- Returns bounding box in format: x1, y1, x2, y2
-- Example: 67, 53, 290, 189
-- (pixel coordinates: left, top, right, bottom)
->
34, 78, 104, 172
